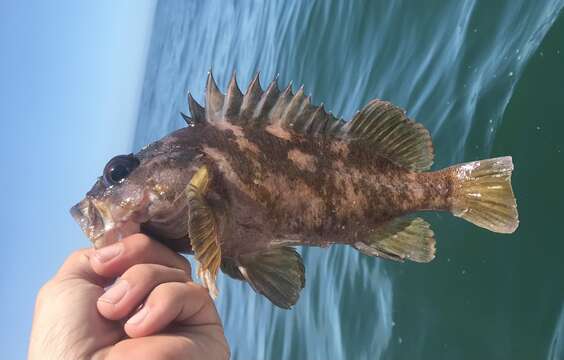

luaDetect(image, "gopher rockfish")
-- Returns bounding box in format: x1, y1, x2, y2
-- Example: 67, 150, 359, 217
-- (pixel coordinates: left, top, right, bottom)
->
71, 72, 519, 308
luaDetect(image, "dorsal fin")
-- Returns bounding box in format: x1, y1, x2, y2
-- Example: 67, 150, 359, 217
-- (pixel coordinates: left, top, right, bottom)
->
182, 72, 433, 171
252, 75, 280, 123
342, 100, 434, 171
281, 85, 306, 126
190, 71, 346, 138
240, 72, 263, 120
180, 112, 193, 126
224, 72, 243, 121
187, 93, 205, 124
205, 72, 224, 123
269, 81, 294, 122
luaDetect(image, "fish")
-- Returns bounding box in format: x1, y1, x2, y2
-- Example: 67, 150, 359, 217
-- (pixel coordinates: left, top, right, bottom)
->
71, 72, 519, 309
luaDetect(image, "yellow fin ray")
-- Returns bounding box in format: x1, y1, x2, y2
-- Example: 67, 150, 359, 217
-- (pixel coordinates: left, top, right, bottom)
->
186, 165, 221, 298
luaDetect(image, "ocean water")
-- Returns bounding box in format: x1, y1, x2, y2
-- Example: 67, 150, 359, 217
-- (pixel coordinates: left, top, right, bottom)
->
133, 1, 564, 359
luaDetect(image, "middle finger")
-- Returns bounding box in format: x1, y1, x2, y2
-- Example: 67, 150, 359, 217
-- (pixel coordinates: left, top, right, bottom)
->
97, 263, 190, 320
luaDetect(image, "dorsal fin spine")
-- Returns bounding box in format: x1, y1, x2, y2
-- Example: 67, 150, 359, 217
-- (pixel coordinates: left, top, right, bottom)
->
188, 72, 346, 138
188, 93, 205, 124
282, 86, 306, 125
252, 77, 280, 122
291, 95, 314, 132
302, 104, 322, 134
309, 104, 331, 136
186, 73, 434, 171
283, 81, 293, 95
180, 112, 193, 126
206, 71, 225, 122
327, 118, 346, 136
270, 82, 294, 123
240, 73, 263, 120
224, 71, 243, 121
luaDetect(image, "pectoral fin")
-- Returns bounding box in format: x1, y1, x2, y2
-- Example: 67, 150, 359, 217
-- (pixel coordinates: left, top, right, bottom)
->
186, 166, 221, 298
236, 247, 305, 309
220, 258, 245, 281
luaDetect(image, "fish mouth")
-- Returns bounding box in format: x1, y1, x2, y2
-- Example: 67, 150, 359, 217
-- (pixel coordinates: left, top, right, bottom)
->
70, 198, 140, 248
71, 199, 105, 241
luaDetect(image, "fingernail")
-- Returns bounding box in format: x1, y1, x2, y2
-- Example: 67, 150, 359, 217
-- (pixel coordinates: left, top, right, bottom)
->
94, 242, 123, 263
127, 306, 149, 325
98, 279, 129, 304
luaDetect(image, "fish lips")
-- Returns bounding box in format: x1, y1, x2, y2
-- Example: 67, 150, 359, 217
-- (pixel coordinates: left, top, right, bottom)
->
71, 198, 105, 241
70, 198, 140, 248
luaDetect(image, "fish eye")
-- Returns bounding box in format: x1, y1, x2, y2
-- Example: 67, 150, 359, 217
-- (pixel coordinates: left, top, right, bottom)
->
103, 154, 140, 186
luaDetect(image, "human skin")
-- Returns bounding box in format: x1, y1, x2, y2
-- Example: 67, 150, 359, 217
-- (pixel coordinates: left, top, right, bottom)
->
28, 234, 230, 360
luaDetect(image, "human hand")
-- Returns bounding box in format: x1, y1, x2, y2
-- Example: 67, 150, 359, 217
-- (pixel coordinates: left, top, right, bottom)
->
29, 234, 229, 360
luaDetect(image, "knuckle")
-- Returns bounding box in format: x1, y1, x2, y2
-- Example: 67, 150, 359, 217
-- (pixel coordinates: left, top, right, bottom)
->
58, 248, 92, 275
67, 249, 90, 264
186, 282, 213, 301
169, 266, 190, 282
37, 280, 55, 301
152, 282, 187, 303
186, 281, 207, 293
216, 339, 231, 360
175, 255, 191, 274
124, 233, 152, 253
125, 263, 158, 284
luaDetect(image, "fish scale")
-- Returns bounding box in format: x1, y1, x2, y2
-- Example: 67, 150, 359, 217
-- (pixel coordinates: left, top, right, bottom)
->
71, 71, 519, 309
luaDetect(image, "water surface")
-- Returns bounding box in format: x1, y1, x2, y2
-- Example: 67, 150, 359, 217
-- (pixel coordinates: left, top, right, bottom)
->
134, 1, 564, 358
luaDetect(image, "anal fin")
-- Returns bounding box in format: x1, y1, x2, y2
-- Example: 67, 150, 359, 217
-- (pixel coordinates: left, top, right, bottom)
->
353, 217, 436, 263
236, 247, 305, 309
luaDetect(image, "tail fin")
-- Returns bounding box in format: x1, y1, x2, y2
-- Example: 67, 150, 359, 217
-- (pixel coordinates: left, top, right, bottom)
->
449, 156, 518, 233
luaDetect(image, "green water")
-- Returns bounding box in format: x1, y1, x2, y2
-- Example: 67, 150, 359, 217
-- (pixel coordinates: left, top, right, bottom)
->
495, 16, 564, 358
389, 14, 564, 359
136, 1, 564, 358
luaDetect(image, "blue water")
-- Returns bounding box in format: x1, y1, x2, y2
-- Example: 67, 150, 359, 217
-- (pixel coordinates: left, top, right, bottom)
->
134, 1, 564, 358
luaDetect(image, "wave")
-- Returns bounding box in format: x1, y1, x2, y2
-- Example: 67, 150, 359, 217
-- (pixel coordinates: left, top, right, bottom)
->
134, 1, 563, 358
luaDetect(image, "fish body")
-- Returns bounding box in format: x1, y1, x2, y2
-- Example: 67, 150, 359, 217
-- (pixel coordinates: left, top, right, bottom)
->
160, 124, 445, 254
71, 72, 518, 308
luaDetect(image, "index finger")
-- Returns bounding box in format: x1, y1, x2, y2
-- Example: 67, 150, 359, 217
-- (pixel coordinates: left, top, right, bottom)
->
56, 248, 107, 286
89, 234, 192, 279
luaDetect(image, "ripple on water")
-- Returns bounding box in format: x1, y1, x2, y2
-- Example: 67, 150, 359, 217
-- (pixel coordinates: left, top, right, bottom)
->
548, 304, 564, 360
134, 0, 564, 358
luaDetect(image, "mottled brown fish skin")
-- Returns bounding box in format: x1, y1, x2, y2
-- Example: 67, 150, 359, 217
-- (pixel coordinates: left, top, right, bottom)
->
184, 121, 452, 258
70, 73, 518, 309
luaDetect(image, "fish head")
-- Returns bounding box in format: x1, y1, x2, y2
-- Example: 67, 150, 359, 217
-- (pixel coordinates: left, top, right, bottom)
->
71, 136, 203, 249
